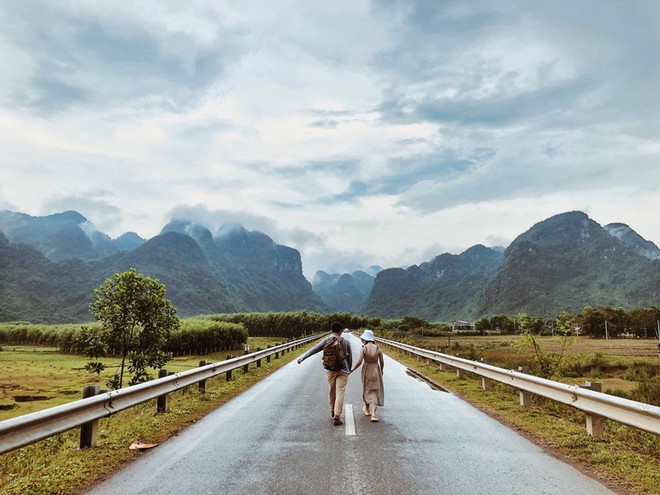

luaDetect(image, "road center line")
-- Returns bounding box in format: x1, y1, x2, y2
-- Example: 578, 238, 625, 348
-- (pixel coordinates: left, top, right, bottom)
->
345, 404, 356, 436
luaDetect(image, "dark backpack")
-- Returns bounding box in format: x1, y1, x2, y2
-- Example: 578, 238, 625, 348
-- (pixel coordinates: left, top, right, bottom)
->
322, 336, 345, 371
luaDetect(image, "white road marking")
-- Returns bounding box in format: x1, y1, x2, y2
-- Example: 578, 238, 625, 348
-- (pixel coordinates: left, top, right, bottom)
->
345, 403, 356, 436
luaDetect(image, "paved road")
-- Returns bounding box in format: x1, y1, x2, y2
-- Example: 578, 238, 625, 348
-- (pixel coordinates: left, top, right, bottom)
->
87, 333, 617, 495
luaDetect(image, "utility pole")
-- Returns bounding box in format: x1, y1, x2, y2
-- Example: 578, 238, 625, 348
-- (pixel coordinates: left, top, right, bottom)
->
605, 320, 609, 340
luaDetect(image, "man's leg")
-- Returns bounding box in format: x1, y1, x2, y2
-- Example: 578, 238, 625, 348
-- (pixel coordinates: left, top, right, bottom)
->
326, 371, 337, 417
334, 373, 348, 419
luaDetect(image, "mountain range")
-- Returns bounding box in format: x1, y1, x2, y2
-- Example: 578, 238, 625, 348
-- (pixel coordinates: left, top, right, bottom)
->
1, 209, 659, 323
362, 211, 660, 320
311, 266, 382, 312
0, 210, 324, 323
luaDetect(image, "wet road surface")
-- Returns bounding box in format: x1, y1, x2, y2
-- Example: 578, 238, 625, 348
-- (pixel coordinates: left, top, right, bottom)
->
86, 333, 617, 495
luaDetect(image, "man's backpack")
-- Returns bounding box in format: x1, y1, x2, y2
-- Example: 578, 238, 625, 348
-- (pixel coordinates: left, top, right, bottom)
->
322, 336, 345, 371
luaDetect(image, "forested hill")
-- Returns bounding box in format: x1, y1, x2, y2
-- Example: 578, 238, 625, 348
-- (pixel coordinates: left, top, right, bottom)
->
0, 211, 325, 323
362, 244, 503, 320
312, 268, 381, 312
363, 211, 660, 321
3, 209, 660, 324
475, 211, 660, 317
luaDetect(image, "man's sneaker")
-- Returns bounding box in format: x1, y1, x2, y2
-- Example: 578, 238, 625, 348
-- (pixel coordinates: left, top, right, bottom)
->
333, 415, 343, 426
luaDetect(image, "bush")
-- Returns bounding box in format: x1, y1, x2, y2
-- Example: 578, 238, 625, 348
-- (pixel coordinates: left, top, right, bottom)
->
606, 388, 631, 400
630, 377, 660, 406
623, 362, 659, 382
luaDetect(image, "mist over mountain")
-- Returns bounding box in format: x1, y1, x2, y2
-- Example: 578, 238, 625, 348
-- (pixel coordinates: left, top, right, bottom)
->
603, 222, 660, 260
0, 210, 142, 261
0, 211, 324, 323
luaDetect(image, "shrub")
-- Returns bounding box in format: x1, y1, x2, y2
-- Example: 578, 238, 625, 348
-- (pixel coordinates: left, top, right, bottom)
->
606, 388, 631, 400
623, 362, 659, 382
630, 377, 660, 406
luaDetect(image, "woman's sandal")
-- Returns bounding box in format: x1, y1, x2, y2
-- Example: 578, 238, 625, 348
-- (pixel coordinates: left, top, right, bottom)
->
362, 405, 370, 416
370, 415, 379, 422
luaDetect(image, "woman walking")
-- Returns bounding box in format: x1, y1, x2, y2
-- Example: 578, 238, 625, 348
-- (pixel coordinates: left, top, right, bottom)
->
350, 329, 384, 422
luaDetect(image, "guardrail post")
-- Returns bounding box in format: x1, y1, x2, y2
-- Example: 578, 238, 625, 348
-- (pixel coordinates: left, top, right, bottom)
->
580, 381, 604, 436
226, 354, 233, 381
199, 360, 207, 393
581, 381, 602, 392
256, 348, 262, 368
267, 345, 271, 363
456, 368, 464, 379
157, 369, 168, 413
585, 413, 604, 436
243, 349, 250, 373
80, 385, 100, 448
482, 377, 493, 391
516, 367, 531, 406
519, 390, 531, 407
438, 363, 446, 371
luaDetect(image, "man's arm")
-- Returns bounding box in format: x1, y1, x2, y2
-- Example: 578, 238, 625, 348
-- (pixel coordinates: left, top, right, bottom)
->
297, 338, 327, 364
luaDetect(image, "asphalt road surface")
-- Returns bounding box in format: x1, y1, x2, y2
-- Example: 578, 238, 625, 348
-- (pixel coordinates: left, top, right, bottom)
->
86, 333, 617, 495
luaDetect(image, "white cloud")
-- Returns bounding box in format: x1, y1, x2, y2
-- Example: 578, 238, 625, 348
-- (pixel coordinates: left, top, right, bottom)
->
1, 0, 659, 278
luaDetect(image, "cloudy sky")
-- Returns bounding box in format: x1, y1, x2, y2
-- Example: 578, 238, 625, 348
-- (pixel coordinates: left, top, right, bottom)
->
1, 1, 659, 278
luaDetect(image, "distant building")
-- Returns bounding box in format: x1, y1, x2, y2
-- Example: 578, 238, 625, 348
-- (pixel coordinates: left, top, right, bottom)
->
451, 320, 475, 332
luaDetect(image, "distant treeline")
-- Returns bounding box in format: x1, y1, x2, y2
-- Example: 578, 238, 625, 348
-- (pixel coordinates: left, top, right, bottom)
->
477, 306, 660, 338
0, 319, 248, 356
201, 311, 382, 339
0, 312, 383, 355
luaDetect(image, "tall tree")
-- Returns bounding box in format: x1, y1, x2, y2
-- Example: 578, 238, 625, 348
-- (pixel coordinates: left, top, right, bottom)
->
89, 268, 180, 388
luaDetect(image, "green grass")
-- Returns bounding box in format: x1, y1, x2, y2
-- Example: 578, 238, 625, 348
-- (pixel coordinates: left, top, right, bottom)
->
0, 337, 284, 421
385, 345, 659, 495
0, 339, 314, 495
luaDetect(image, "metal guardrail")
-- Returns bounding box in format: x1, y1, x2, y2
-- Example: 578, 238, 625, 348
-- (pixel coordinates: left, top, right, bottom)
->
375, 336, 660, 436
0, 334, 323, 455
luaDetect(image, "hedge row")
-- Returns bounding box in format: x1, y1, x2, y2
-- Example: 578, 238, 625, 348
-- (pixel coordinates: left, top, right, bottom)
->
0, 319, 247, 356
201, 311, 382, 339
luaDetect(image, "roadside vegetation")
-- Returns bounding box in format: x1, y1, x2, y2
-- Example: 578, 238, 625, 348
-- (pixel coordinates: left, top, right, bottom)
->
2, 303, 659, 494
383, 344, 659, 495
0, 337, 314, 495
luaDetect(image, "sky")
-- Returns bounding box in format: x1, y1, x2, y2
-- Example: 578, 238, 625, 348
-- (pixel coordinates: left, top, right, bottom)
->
1, 1, 659, 279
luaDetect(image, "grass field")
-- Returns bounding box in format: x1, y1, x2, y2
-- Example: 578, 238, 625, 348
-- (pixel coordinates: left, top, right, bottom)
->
382, 341, 659, 495
0, 336, 285, 422
396, 334, 660, 403
0, 337, 311, 495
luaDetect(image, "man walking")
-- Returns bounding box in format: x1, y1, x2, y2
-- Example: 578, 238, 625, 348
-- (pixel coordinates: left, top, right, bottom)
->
297, 321, 352, 425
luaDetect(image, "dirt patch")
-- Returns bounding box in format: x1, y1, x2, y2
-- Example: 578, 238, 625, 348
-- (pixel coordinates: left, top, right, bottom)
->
13, 395, 51, 402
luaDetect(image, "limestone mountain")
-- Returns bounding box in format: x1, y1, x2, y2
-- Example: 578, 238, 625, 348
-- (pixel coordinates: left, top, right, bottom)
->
362, 244, 503, 320
0, 212, 324, 323
162, 219, 323, 311
604, 222, 660, 260
475, 211, 660, 317
312, 269, 378, 312
362, 211, 660, 321
0, 210, 144, 260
